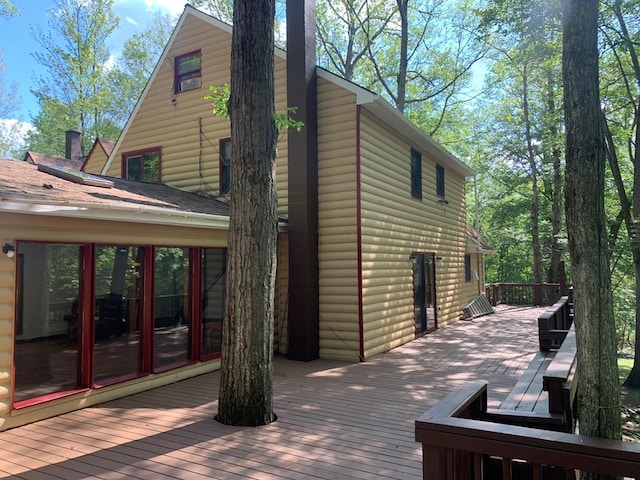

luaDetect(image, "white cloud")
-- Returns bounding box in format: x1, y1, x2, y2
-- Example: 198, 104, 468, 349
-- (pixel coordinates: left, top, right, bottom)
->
143, 0, 185, 16
125, 16, 138, 26
0, 119, 35, 160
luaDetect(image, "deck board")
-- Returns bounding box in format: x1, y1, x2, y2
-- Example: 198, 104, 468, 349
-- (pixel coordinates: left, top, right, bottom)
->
0, 304, 547, 480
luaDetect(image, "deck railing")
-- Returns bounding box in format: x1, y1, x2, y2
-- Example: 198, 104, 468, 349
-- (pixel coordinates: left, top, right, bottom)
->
415, 381, 640, 480
485, 282, 568, 306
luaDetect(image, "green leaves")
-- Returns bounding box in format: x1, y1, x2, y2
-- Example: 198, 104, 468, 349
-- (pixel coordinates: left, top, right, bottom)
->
205, 84, 304, 132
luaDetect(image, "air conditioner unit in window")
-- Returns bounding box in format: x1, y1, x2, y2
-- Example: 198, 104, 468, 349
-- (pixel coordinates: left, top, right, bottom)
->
180, 77, 201, 92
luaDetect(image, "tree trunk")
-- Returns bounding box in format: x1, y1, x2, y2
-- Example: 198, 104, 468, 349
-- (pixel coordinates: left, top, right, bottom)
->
562, 0, 621, 447
395, 0, 408, 113
216, 0, 278, 427
546, 69, 563, 284
522, 65, 543, 288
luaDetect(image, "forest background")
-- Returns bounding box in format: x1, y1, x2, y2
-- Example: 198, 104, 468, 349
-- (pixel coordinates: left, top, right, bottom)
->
1, 0, 639, 381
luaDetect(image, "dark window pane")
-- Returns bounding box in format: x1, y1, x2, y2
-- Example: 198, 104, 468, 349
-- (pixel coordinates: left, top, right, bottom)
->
126, 156, 142, 182
14, 243, 83, 403
154, 247, 191, 370
220, 139, 231, 194
411, 149, 422, 199
436, 164, 445, 197
201, 248, 226, 357
465, 254, 472, 282
177, 53, 201, 74
93, 246, 144, 385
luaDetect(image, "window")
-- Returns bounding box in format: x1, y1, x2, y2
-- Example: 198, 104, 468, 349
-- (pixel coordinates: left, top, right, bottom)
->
220, 138, 231, 195
13, 243, 228, 406
123, 149, 160, 183
13, 243, 85, 405
93, 245, 145, 385
175, 51, 202, 93
436, 164, 445, 198
464, 254, 472, 282
201, 248, 227, 358
411, 148, 422, 199
154, 247, 192, 371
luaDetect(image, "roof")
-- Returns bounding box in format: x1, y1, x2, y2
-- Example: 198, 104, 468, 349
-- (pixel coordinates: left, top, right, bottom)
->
102, 4, 473, 179
466, 223, 493, 253
24, 151, 85, 171
0, 158, 230, 228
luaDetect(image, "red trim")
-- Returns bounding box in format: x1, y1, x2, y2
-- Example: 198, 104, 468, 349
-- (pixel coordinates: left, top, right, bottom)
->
356, 106, 365, 362
13, 388, 90, 409
121, 147, 162, 182
80, 245, 93, 388
174, 50, 202, 94
192, 248, 202, 360
142, 246, 153, 373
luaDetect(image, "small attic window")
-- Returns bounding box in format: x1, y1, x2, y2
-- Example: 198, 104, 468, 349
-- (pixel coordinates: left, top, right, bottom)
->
175, 51, 202, 93
37, 164, 114, 188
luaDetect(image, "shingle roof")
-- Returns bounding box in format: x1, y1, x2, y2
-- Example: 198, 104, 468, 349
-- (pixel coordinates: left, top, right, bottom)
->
24, 151, 86, 171
0, 158, 230, 219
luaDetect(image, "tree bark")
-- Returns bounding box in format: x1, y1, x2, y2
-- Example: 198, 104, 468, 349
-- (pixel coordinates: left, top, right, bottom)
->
562, 0, 621, 446
216, 0, 278, 427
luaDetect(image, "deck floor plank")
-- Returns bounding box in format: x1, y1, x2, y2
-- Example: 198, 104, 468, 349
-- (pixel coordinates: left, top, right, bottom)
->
0, 305, 547, 480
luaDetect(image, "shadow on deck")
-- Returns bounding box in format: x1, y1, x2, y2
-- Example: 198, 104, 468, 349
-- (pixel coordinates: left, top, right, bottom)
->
0, 305, 548, 480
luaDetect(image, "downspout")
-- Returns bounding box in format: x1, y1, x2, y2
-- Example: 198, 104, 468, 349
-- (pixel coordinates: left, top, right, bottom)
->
357, 106, 364, 362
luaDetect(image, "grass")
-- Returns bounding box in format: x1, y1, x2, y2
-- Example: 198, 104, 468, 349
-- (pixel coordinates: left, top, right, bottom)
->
619, 357, 640, 406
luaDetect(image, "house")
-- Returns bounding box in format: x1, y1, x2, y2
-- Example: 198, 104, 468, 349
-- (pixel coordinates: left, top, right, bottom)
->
0, 4, 485, 431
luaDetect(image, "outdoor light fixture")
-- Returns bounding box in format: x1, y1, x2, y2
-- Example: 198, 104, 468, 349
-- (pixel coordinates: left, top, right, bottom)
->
2, 243, 15, 258
436, 256, 444, 265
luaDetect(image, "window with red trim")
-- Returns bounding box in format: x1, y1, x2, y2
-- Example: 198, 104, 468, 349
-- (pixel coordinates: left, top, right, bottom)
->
174, 51, 202, 93
122, 149, 160, 183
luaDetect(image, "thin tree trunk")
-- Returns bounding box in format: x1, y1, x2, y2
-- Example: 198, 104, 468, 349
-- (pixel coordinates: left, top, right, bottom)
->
522, 65, 542, 287
216, 0, 278, 427
562, 0, 621, 449
395, 0, 408, 113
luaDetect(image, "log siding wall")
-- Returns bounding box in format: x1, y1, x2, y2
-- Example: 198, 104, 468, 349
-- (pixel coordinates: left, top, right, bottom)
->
316, 78, 360, 362
358, 109, 468, 359
104, 14, 290, 217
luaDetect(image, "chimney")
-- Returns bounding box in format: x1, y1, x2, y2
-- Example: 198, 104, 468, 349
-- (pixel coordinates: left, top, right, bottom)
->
286, 0, 320, 361
65, 130, 83, 161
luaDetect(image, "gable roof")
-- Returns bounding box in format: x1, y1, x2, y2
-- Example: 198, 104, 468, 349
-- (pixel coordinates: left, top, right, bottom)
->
466, 223, 493, 253
0, 158, 230, 228
102, 4, 472, 179
24, 151, 85, 171
83, 137, 115, 170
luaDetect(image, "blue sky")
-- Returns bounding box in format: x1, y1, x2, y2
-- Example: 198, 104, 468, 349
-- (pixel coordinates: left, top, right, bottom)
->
0, 0, 186, 123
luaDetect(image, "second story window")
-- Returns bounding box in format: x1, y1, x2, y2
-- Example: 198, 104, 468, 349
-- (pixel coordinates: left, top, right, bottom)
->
411, 148, 422, 199
436, 164, 445, 198
123, 149, 160, 183
220, 138, 231, 195
175, 51, 202, 93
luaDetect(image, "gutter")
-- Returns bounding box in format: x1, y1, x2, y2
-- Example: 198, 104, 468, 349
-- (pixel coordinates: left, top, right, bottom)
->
0, 198, 232, 229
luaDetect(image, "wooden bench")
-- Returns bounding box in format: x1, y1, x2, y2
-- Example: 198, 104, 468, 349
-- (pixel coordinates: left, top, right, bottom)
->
490, 321, 578, 432
538, 295, 573, 350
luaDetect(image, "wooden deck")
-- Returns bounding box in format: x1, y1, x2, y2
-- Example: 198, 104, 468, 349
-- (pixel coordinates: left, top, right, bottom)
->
0, 305, 548, 480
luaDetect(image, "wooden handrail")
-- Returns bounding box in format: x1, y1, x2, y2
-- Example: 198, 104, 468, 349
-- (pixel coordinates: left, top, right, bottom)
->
416, 381, 640, 479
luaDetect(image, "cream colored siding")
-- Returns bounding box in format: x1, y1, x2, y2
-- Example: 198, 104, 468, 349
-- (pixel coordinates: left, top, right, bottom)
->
459, 252, 486, 306
359, 109, 467, 359
317, 77, 360, 362
83, 145, 110, 175
106, 13, 290, 216
0, 254, 13, 418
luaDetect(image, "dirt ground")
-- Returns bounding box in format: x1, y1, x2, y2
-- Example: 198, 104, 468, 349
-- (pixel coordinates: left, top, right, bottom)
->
622, 388, 640, 442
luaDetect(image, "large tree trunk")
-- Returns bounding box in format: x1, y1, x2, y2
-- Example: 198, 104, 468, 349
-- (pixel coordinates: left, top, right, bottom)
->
562, 0, 621, 446
216, 0, 278, 427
